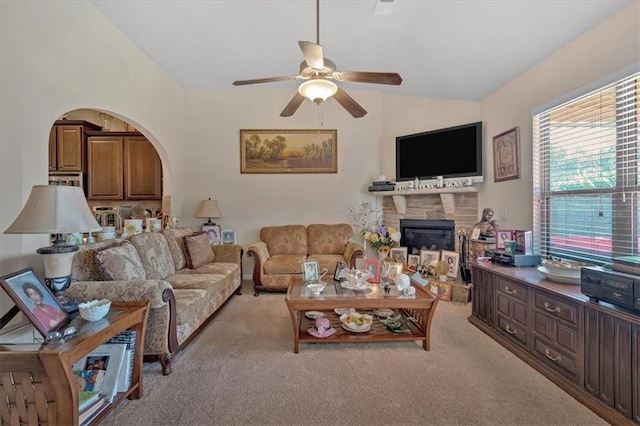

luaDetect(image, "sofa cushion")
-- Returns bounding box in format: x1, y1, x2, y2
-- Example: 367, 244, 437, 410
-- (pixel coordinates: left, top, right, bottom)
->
260, 225, 307, 256
263, 254, 307, 275
162, 228, 193, 270
307, 223, 353, 255
183, 232, 215, 269
94, 241, 146, 281
129, 232, 176, 280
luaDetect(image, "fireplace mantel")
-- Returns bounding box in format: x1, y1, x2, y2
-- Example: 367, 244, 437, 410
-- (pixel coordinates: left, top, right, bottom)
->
370, 186, 478, 215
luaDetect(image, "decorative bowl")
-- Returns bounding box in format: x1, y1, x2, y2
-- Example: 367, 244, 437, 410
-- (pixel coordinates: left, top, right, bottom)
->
340, 312, 373, 332
307, 282, 326, 295
78, 299, 111, 321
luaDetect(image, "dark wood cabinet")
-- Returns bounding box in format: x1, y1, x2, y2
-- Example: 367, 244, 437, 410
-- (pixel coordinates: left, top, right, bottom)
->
48, 120, 101, 172
86, 132, 162, 200
470, 264, 640, 424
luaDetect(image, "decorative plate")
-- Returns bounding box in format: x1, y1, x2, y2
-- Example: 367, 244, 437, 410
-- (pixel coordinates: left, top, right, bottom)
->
304, 311, 326, 320
334, 308, 355, 315
373, 308, 395, 318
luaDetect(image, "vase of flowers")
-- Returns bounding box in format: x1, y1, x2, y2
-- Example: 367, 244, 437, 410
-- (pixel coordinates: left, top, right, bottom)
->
363, 224, 401, 259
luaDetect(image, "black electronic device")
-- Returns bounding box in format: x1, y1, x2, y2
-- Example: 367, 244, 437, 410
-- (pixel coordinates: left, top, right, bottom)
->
395, 121, 483, 182
368, 185, 395, 192
581, 265, 640, 313
485, 249, 541, 267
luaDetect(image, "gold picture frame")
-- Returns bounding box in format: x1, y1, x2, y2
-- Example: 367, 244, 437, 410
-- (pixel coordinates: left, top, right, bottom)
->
492, 126, 520, 182
240, 129, 337, 174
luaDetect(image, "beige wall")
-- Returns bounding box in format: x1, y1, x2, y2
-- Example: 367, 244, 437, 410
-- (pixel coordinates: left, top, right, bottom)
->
0, 1, 638, 316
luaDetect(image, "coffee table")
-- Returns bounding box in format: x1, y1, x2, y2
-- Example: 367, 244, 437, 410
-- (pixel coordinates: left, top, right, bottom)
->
284, 279, 439, 353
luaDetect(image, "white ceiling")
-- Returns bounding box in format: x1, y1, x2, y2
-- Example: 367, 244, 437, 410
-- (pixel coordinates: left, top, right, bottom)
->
89, 0, 634, 101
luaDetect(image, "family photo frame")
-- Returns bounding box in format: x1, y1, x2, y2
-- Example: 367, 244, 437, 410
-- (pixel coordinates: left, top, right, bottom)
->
390, 247, 408, 265
419, 249, 440, 266
303, 261, 319, 283
221, 229, 236, 244
362, 259, 381, 283
202, 224, 222, 244
493, 126, 521, 182
440, 250, 460, 279
0, 268, 70, 337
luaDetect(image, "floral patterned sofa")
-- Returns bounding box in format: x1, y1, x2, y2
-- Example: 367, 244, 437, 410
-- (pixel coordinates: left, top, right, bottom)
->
246, 224, 364, 296
64, 228, 242, 375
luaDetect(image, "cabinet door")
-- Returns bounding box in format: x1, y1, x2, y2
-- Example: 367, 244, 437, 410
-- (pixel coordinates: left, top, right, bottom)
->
48, 128, 56, 171
123, 136, 162, 200
87, 136, 123, 199
56, 125, 83, 171
471, 266, 495, 327
633, 324, 639, 423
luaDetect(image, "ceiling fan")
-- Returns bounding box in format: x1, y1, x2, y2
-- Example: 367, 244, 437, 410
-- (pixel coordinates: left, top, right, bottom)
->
232, 0, 402, 118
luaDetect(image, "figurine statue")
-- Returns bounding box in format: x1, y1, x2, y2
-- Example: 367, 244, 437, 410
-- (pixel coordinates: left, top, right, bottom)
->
474, 207, 499, 238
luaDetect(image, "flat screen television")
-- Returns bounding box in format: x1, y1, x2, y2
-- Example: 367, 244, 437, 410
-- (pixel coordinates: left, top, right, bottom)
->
395, 121, 483, 182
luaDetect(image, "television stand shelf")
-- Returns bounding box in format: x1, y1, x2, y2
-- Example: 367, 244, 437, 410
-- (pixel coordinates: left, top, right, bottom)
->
369, 186, 478, 215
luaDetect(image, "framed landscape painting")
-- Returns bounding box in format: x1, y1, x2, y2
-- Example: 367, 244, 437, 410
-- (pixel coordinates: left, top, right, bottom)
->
240, 129, 337, 174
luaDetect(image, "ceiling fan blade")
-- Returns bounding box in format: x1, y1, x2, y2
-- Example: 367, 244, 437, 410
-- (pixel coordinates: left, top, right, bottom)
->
280, 92, 306, 117
333, 87, 367, 118
298, 41, 325, 70
232, 75, 299, 86
334, 71, 403, 85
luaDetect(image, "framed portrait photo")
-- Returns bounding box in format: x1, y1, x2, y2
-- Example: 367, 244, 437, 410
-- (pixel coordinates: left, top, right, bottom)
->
390, 247, 408, 265
407, 254, 420, 271
440, 250, 460, 279
419, 249, 440, 266
363, 259, 381, 283
302, 261, 319, 283
0, 268, 70, 337
493, 126, 520, 182
202, 225, 222, 245
221, 229, 236, 244
496, 229, 514, 249
381, 262, 403, 282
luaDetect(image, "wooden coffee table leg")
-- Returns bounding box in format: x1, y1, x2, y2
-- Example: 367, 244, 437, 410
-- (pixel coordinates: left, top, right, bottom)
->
285, 301, 300, 353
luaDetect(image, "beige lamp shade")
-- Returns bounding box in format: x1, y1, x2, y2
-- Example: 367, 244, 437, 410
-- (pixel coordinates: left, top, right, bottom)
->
195, 197, 223, 225
4, 185, 101, 235
298, 79, 338, 103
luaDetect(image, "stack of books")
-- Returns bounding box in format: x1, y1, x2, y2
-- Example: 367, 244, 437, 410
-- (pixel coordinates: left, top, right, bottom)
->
368, 180, 395, 192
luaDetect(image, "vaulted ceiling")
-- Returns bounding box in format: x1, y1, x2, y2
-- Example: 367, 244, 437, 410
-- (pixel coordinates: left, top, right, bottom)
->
89, 0, 634, 101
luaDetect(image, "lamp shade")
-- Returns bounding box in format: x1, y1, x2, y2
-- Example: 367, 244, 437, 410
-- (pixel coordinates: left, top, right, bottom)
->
195, 198, 223, 224
298, 79, 338, 103
4, 185, 101, 235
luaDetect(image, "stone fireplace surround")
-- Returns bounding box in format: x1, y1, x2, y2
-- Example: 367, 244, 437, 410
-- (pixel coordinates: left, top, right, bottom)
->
372, 187, 479, 253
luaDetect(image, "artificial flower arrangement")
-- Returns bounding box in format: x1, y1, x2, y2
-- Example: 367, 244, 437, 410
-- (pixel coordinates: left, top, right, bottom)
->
363, 224, 401, 250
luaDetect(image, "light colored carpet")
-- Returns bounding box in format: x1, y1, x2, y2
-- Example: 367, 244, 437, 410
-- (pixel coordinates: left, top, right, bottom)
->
101, 281, 606, 426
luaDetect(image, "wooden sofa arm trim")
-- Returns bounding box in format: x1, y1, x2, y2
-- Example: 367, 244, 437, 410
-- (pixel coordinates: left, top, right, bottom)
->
162, 288, 179, 356
246, 249, 264, 288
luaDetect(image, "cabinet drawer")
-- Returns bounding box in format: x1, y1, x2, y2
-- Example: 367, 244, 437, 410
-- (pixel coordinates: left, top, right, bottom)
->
533, 337, 578, 380
497, 278, 528, 302
533, 311, 578, 355
497, 314, 528, 346
533, 292, 578, 326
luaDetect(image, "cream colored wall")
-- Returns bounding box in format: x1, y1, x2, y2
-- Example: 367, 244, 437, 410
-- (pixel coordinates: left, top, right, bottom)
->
479, 2, 639, 231
0, 1, 184, 318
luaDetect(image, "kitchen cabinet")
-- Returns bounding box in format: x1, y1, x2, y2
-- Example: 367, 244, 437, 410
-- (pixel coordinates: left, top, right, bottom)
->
87, 132, 162, 200
48, 120, 101, 172
470, 263, 640, 424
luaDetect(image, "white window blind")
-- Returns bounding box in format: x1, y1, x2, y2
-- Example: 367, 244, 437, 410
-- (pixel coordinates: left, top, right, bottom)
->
533, 72, 639, 264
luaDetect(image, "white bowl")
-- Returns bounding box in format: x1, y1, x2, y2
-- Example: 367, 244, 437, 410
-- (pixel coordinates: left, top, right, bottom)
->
78, 299, 111, 321
307, 282, 326, 295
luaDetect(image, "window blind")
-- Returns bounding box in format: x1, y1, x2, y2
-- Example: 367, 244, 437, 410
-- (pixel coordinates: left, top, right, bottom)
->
533, 72, 639, 264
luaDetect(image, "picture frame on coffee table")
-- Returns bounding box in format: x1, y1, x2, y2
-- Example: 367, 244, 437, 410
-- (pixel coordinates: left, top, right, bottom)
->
407, 255, 420, 271
419, 249, 440, 266
390, 247, 408, 265
363, 259, 380, 283
441, 250, 460, 279
303, 261, 319, 283
381, 262, 403, 282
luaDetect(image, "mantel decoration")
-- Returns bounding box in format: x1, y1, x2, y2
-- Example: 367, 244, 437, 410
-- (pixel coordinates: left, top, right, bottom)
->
363, 224, 401, 259
240, 129, 337, 174
493, 126, 520, 182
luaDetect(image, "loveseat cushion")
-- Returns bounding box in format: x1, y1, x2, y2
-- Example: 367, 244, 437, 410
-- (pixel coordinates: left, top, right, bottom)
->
263, 254, 308, 275
307, 223, 353, 255
162, 228, 193, 270
183, 233, 215, 269
129, 232, 176, 280
260, 225, 307, 256
94, 241, 146, 281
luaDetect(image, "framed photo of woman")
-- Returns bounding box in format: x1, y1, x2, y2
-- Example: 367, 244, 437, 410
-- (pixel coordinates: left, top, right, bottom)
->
0, 268, 70, 337
362, 259, 380, 283
496, 229, 514, 249
302, 261, 319, 283
440, 250, 460, 279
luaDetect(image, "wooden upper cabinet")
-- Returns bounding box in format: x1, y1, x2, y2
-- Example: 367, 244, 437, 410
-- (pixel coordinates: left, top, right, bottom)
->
48, 120, 101, 172
124, 136, 162, 200
87, 136, 124, 200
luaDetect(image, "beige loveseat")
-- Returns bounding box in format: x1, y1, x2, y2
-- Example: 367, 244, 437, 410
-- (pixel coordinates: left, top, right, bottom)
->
64, 228, 242, 375
246, 224, 364, 296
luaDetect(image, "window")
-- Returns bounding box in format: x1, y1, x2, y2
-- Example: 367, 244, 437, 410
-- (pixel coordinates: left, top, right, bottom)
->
533, 72, 639, 264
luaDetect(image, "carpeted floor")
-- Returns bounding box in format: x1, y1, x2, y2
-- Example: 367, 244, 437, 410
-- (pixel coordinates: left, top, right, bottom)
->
101, 280, 606, 425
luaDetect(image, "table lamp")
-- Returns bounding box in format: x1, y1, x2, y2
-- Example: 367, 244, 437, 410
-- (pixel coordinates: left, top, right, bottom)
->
4, 185, 102, 307
194, 197, 223, 225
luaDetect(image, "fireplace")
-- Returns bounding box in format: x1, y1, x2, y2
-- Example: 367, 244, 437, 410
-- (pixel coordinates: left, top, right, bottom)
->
400, 219, 455, 255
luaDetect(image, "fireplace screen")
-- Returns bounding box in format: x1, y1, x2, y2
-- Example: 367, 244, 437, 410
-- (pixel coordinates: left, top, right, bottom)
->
400, 219, 455, 254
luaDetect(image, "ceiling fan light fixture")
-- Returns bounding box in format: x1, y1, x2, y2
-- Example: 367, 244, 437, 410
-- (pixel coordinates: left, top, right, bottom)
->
298, 79, 337, 103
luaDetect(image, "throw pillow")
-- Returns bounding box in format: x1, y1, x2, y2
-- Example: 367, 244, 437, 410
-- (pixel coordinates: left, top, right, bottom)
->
94, 242, 146, 281
183, 232, 215, 269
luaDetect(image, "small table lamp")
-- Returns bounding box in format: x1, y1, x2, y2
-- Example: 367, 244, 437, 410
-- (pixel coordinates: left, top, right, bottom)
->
4, 185, 102, 304
195, 197, 223, 225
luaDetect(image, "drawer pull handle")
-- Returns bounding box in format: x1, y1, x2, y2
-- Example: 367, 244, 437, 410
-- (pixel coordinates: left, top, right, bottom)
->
505, 325, 517, 335
612, 292, 622, 298
505, 287, 517, 295
544, 302, 560, 313
545, 348, 561, 362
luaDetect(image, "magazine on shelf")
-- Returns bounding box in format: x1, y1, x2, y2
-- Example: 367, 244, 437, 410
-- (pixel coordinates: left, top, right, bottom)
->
72, 343, 127, 403
74, 369, 105, 393
106, 329, 136, 392
79, 396, 109, 425
117, 349, 132, 392
78, 390, 100, 411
